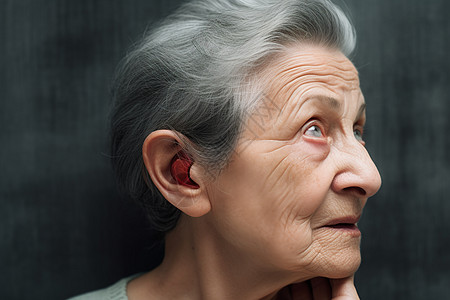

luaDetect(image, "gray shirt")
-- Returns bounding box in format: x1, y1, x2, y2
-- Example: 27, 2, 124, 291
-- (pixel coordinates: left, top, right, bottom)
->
68, 274, 140, 300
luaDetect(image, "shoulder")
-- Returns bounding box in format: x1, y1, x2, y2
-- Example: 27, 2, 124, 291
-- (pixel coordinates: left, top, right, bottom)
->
68, 274, 141, 300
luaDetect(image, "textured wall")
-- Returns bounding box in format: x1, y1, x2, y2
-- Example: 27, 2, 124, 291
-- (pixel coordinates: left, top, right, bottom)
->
1, 0, 449, 299
0, 1, 178, 299
348, 0, 450, 299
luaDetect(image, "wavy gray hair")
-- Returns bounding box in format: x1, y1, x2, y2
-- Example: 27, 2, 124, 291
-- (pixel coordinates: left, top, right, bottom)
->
111, 0, 356, 233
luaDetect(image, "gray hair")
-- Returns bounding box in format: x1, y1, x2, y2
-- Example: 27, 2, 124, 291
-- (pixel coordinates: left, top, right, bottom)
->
110, 0, 356, 233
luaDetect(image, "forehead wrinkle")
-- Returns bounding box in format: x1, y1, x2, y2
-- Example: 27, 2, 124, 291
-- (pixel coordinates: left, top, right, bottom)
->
278, 65, 358, 83
267, 64, 359, 109
264, 50, 358, 96
259, 47, 361, 132
268, 72, 353, 127
278, 50, 358, 76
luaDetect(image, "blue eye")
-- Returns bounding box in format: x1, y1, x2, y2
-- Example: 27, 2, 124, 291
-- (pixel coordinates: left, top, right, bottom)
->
354, 129, 363, 141
305, 125, 323, 138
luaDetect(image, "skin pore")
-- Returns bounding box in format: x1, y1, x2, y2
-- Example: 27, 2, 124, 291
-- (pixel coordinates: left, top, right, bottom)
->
131, 45, 381, 300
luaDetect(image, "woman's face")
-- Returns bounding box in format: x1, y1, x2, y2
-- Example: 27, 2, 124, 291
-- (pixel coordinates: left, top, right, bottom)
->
203, 45, 381, 280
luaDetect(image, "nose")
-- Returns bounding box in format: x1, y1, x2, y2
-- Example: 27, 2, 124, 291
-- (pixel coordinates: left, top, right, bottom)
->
331, 140, 382, 198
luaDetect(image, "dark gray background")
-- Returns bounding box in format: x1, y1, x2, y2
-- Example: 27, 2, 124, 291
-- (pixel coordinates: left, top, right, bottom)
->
1, 0, 449, 299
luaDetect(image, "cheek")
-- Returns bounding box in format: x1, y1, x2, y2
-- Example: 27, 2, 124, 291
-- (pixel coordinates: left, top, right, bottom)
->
206, 140, 338, 271
262, 140, 331, 219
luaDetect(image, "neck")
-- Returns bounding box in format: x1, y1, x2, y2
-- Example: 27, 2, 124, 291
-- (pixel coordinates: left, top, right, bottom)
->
130, 216, 303, 300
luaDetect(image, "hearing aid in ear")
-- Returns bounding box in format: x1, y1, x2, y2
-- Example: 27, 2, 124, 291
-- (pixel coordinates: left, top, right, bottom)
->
170, 152, 200, 188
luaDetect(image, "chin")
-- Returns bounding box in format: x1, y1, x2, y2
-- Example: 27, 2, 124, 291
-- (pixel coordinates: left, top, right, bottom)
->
321, 249, 362, 279
306, 227, 363, 279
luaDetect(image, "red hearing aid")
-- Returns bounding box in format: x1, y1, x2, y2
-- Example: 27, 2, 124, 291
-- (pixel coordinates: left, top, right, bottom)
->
170, 152, 199, 189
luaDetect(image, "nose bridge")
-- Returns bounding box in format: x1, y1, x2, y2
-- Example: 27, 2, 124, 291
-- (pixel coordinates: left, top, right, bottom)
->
333, 135, 382, 197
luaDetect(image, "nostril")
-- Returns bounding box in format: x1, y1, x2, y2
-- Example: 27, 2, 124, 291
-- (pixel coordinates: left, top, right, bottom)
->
343, 186, 366, 196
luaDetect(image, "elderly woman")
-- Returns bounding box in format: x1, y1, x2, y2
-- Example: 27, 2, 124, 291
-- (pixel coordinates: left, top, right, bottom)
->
71, 0, 381, 299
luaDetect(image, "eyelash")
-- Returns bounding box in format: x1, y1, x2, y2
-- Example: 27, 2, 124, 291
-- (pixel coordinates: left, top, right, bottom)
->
354, 125, 366, 145
303, 119, 326, 139
302, 119, 366, 145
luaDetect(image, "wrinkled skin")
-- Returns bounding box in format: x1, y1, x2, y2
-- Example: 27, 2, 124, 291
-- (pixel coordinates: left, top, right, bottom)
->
133, 45, 382, 300
204, 45, 381, 282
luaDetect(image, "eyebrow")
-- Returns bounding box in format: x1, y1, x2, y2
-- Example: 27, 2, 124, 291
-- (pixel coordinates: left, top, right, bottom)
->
308, 96, 366, 120
319, 96, 341, 110
306, 96, 342, 113
357, 102, 366, 120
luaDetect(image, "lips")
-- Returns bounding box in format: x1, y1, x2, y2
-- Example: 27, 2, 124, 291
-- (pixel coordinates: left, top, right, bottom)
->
318, 215, 362, 237
321, 216, 362, 234
324, 216, 360, 228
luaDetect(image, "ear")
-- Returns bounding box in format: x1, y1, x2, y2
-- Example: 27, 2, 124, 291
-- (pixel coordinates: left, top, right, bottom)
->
142, 130, 211, 217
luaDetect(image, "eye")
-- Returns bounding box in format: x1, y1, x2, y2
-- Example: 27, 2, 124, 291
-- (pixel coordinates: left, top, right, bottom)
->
305, 125, 323, 138
353, 128, 364, 142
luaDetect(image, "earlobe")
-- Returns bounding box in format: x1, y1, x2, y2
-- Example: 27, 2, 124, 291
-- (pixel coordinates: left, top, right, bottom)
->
142, 130, 211, 217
